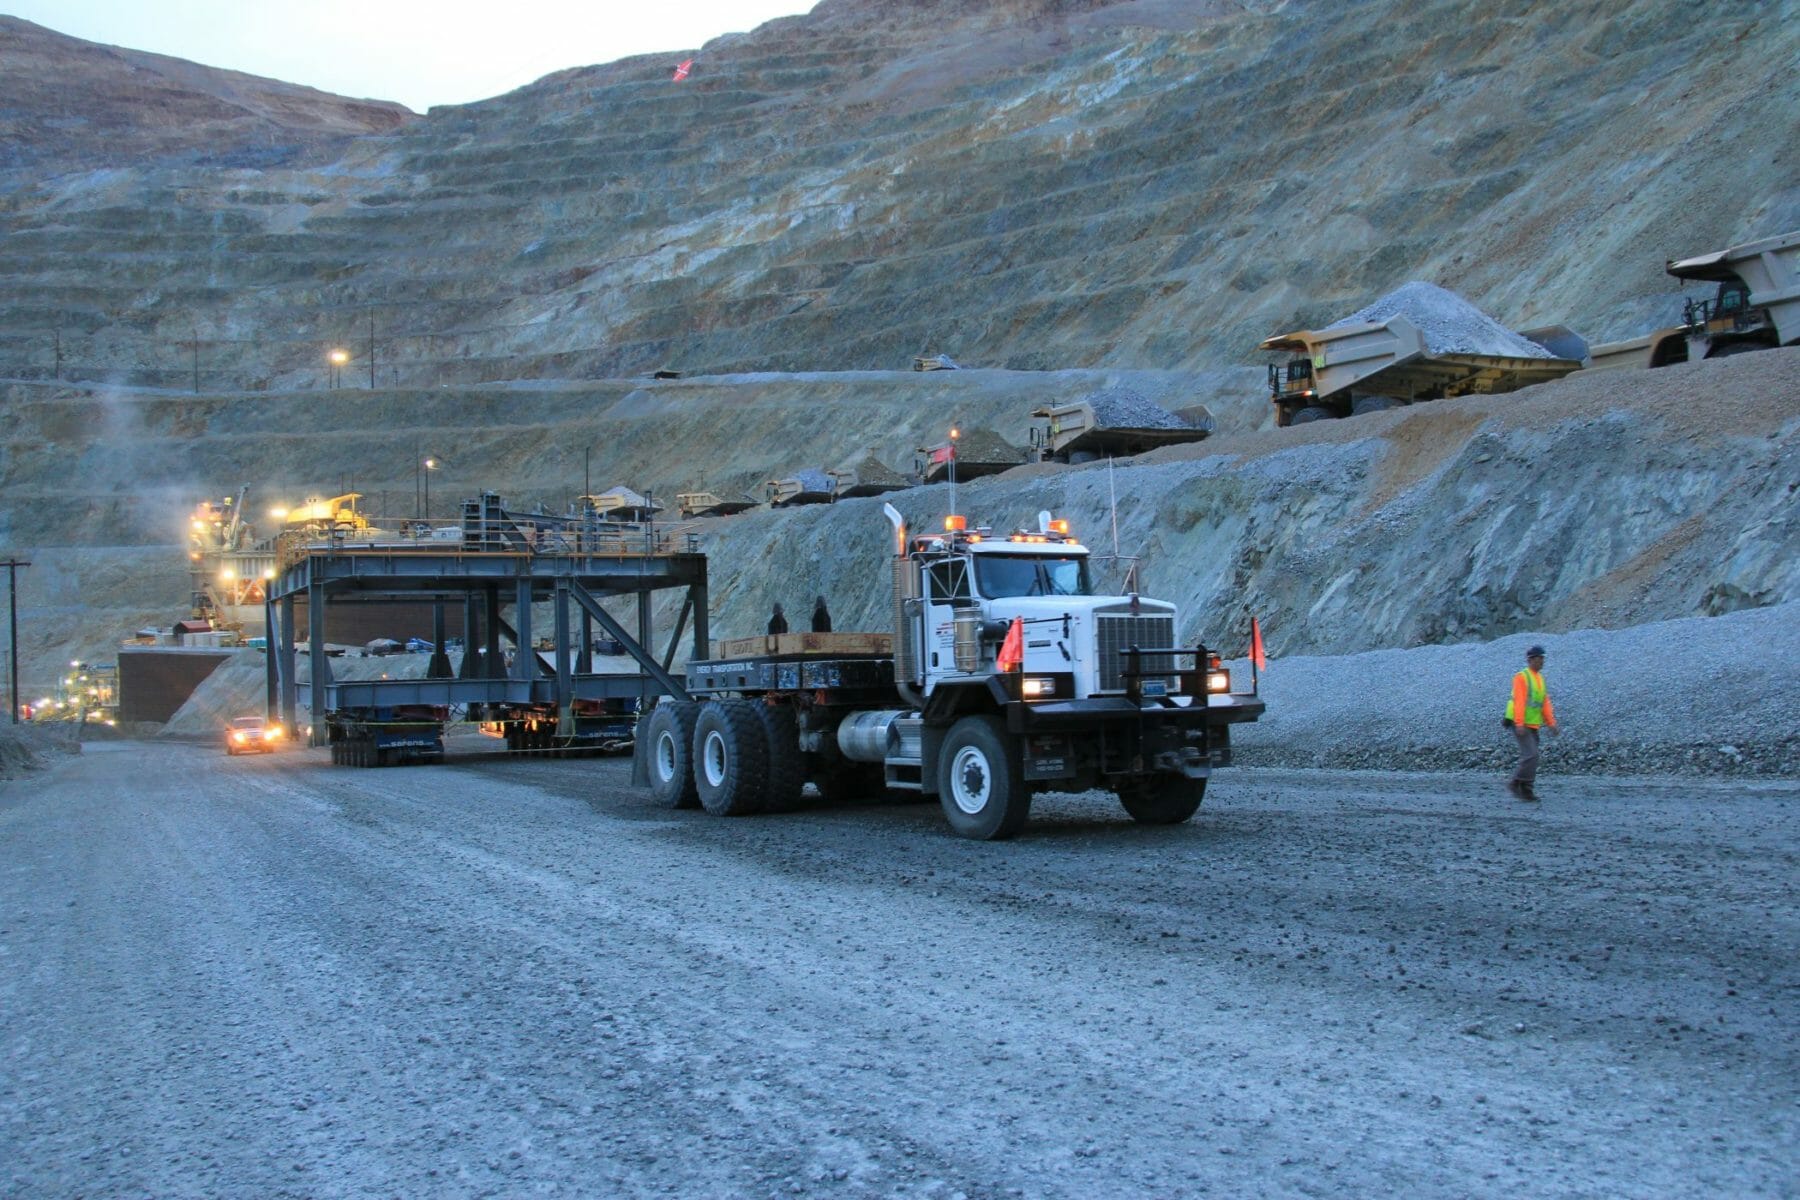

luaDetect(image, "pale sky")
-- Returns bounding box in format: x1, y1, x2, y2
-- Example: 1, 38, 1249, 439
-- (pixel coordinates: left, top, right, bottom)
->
6, 1, 820, 112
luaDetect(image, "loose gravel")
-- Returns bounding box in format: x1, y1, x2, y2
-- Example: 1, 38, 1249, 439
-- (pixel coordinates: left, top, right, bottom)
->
2, 742, 1793, 1198
1327, 280, 1554, 358
1229, 601, 1800, 778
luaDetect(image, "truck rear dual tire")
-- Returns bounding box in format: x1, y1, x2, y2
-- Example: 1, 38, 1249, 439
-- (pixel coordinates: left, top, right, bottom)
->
1290, 406, 1334, 425
754, 703, 806, 813
642, 701, 701, 809
938, 715, 1030, 840
693, 700, 769, 817
1116, 776, 1206, 824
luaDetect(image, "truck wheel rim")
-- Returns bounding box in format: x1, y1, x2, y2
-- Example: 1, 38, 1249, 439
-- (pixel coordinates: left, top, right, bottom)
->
655, 730, 678, 784
702, 729, 728, 788
950, 745, 991, 815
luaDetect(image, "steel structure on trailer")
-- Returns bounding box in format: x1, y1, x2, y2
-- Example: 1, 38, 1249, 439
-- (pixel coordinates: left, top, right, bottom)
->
263, 492, 706, 747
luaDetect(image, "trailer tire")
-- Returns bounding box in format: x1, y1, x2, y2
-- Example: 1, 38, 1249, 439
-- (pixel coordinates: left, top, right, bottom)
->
1290, 405, 1334, 424
642, 701, 701, 809
1117, 776, 1206, 824
755, 703, 806, 813
938, 715, 1029, 840
693, 700, 768, 817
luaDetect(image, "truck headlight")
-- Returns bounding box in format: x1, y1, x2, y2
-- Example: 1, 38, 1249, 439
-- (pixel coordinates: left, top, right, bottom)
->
1207, 670, 1231, 694
1021, 677, 1056, 698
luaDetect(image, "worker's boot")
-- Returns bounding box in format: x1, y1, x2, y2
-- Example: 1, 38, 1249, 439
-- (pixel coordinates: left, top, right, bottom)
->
1518, 782, 1540, 802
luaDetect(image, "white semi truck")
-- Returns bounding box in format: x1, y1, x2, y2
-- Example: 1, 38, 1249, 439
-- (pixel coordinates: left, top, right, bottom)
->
634, 504, 1264, 839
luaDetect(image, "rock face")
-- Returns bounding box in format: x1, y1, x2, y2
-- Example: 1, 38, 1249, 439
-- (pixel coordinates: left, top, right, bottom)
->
0, 17, 413, 173
1, 1, 1795, 391
0, 2, 1796, 696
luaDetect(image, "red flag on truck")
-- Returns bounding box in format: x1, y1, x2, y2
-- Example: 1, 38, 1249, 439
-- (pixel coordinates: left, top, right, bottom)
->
928, 443, 955, 465
1250, 616, 1267, 671
997, 617, 1024, 672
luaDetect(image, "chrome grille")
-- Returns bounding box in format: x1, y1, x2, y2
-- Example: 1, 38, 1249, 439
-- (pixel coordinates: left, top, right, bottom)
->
1096, 614, 1177, 691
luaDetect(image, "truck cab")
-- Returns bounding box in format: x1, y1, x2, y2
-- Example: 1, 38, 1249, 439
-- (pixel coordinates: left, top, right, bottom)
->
904, 516, 1177, 704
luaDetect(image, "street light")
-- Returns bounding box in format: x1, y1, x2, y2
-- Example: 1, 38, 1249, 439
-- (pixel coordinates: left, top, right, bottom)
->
422, 455, 442, 522
328, 347, 349, 389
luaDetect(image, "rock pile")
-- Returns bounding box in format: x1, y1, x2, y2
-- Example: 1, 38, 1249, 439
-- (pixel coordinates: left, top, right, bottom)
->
1327, 282, 1555, 359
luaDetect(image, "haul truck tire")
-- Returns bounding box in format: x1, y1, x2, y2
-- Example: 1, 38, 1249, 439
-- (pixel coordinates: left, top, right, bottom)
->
755, 703, 806, 813
938, 715, 1030, 840
1290, 405, 1334, 424
1116, 776, 1206, 825
643, 701, 701, 810
693, 700, 769, 817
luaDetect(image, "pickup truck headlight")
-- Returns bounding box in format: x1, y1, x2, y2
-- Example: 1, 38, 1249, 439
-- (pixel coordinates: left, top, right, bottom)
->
1206, 669, 1231, 694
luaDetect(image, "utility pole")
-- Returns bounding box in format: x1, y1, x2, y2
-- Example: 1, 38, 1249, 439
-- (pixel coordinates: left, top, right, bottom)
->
191, 324, 200, 394
53, 326, 62, 381
368, 309, 376, 389
3, 558, 28, 724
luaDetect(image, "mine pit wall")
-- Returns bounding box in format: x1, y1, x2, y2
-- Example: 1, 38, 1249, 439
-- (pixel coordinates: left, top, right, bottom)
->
681, 350, 1800, 661
1, 351, 1796, 686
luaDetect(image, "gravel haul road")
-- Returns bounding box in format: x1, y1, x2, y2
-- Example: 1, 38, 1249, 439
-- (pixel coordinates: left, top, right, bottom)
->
3, 741, 1794, 1198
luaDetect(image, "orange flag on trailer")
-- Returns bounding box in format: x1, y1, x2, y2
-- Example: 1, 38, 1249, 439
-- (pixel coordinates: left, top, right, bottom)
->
997, 616, 1024, 671
672, 59, 694, 81
1250, 616, 1267, 671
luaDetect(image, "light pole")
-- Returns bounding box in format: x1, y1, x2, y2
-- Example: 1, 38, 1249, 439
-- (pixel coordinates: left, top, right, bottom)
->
328, 347, 349, 389
948, 424, 960, 516
423, 455, 441, 522
3, 558, 28, 723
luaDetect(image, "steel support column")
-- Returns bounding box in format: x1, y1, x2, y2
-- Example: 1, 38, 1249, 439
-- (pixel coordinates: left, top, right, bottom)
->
555, 581, 573, 736
278, 594, 297, 734
307, 581, 327, 745
512, 579, 533, 682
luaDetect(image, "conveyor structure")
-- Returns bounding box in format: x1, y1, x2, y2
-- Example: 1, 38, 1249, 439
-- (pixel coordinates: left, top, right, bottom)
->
265, 492, 708, 766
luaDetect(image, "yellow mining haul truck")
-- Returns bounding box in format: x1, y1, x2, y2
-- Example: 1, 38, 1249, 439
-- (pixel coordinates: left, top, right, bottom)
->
1259, 314, 1583, 426
1587, 229, 1800, 370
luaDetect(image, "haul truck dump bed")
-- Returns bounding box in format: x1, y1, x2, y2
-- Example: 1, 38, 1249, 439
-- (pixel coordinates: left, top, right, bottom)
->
1588, 228, 1800, 370
1260, 282, 1582, 426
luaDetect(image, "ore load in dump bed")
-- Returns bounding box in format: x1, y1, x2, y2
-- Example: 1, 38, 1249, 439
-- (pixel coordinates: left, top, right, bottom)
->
1029, 387, 1214, 463
916, 427, 1026, 484
1259, 282, 1585, 426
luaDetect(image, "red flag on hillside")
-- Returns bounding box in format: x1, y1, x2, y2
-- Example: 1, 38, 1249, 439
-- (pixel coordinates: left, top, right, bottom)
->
928, 443, 955, 465
997, 617, 1024, 672
1250, 616, 1267, 671
672, 59, 694, 82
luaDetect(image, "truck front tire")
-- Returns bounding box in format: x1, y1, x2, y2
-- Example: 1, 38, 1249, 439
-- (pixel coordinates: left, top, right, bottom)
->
1116, 776, 1206, 825
693, 700, 769, 817
938, 715, 1030, 840
642, 701, 701, 809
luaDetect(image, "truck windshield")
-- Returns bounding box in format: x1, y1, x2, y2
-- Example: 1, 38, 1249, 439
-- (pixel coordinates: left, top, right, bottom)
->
975, 555, 1091, 598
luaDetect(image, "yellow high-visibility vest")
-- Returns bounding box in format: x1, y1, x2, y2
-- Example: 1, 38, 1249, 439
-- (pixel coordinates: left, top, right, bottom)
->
1505, 668, 1552, 727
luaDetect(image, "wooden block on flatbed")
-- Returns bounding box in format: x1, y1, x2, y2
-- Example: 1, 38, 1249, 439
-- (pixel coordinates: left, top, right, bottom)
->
710, 631, 893, 660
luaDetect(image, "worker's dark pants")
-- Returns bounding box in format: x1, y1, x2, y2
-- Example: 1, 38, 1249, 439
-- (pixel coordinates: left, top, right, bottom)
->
1510, 726, 1541, 786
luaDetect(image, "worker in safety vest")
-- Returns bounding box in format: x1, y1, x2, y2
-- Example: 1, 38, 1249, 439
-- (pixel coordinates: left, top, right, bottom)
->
1502, 645, 1558, 801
